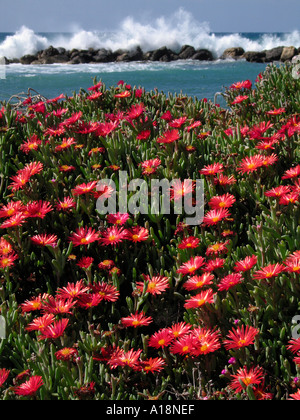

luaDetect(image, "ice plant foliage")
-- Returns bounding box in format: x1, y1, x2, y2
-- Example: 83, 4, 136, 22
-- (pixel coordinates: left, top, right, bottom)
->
0, 64, 299, 400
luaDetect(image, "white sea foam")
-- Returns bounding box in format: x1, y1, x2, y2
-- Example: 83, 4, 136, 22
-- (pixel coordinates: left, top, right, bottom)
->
1, 9, 300, 59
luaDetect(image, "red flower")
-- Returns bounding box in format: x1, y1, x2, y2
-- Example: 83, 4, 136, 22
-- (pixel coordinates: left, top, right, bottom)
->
0, 201, 25, 218
231, 95, 249, 105
72, 181, 97, 196
26, 314, 55, 332
0, 368, 10, 388
38, 318, 69, 340
20, 135, 42, 154
61, 111, 82, 128
140, 158, 161, 175
55, 347, 78, 362
68, 227, 100, 247
136, 130, 151, 141
20, 294, 49, 314
115, 90, 131, 98
266, 108, 286, 115
108, 348, 142, 370
157, 129, 180, 144
121, 312, 153, 328
98, 260, 115, 270
14, 375, 44, 397
99, 226, 128, 246
234, 255, 258, 272
230, 80, 252, 90
223, 325, 259, 350
106, 213, 130, 225
56, 197, 76, 211
77, 293, 103, 309
237, 154, 265, 174
284, 258, 300, 274
253, 263, 285, 280
289, 390, 300, 400
177, 256, 205, 276
141, 358, 166, 374
55, 137, 76, 152
25, 201, 53, 219
148, 329, 174, 349
279, 192, 299, 205
87, 91, 103, 101
76, 256, 94, 269
126, 103, 145, 120
90, 282, 120, 302
136, 274, 169, 296
169, 116, 187, 128
218, 273, 243, 291
31, 234, 58, 247
183, 273, 214, 291
208, 193, 236, 209
56, 280, 90, 300
265, 186, 291, 198
161, 110, 173, 121
184, 289, 216, 309
41, 296, 76, 316
170, 334, 197, 356
191, 327, 221, 355
186, 120, 202, 132
229, 366, 264, 394
206, 241, 229, 257
204, 258, 225, 272
126, 226, 149, 243
199, 163, 224, 176
167, 322, 192, 339
287, 338, 300, 354
178, 236, 200, 250
203, 208, 231, 226
0, 252, 18, 269
213, 174, 236, 186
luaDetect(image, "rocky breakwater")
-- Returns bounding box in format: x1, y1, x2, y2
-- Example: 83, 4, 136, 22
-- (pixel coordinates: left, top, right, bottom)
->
4, 44, 300, 64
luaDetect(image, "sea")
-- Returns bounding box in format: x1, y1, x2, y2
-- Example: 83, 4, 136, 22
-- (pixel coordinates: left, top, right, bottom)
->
0, 20, 299, 105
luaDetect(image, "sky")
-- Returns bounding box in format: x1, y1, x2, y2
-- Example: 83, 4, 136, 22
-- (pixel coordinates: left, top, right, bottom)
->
1, 0, 300, 33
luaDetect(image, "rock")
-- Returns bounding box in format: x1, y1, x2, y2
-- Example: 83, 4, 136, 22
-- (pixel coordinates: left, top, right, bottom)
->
220, 47, 245, 60
39, 45, 60, 58
149, 46, 174, 61
264, 47, 284, 62
93, 49, 114, 63
20, 54, 37, 65
128, 46, 144, 61
243, 51, 266, 63
116, 47, 144, 62
192, 49, 214, 61
281, 46, 297, 62
178, 45, 196, 59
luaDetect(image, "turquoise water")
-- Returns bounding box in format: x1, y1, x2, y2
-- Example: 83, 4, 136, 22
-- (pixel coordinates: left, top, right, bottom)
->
0, 29, 292, 103
0, 60, 267, 104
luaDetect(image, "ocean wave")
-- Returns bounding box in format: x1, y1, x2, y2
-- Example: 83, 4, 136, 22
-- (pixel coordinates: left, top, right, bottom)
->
1, 8, 300, 59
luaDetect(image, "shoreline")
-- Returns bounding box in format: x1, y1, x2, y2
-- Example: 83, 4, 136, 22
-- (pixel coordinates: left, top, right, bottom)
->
2, 44, 300, 65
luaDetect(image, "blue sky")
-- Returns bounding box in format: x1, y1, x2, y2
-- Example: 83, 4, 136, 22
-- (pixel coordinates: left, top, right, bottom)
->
1, 0, 300, 33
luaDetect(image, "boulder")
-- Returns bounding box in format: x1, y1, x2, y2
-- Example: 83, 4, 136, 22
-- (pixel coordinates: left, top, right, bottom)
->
178, 45, 196, 59
93, 48, 115, 63
116, 46, 144, 62
220, 47, 245, 60
281, 46, 297, 62
149, 46, 174, 61
192, 49, 214, 61
243, 51, 266, 63
264, 47, 284, 62
39, 45, 60, 58
20, 54, 37, 65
